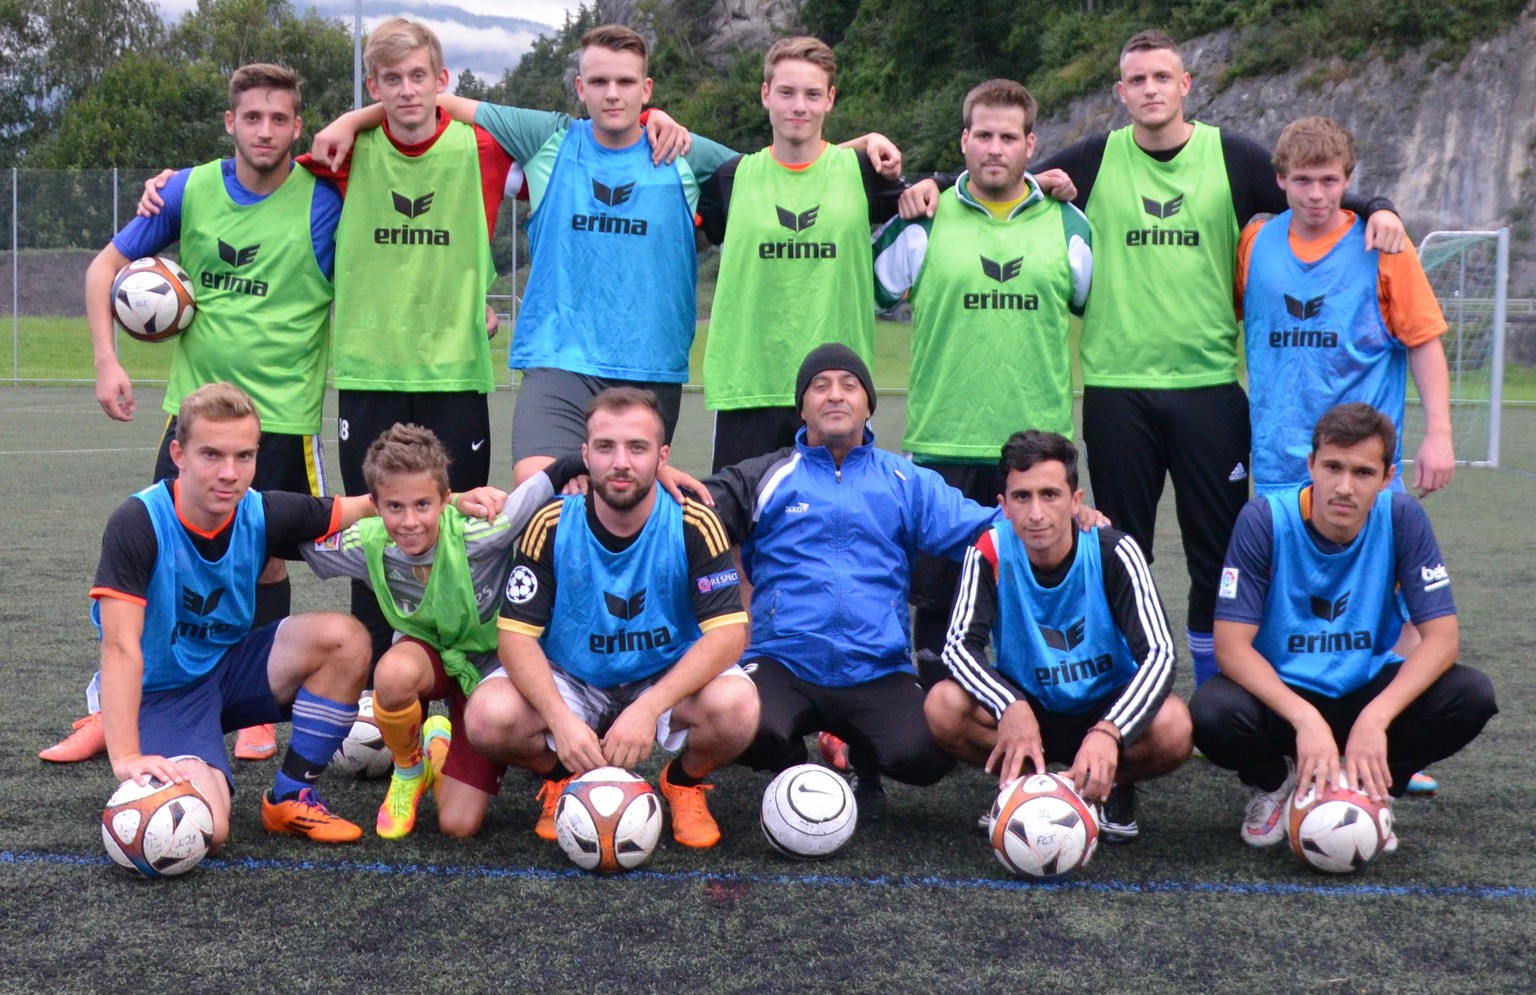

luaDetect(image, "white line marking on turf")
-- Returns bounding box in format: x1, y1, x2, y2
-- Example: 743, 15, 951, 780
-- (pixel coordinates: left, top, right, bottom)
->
0, 447, 154, 456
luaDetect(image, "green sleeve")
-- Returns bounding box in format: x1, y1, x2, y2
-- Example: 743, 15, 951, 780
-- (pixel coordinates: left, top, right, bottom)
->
679, 133, 740, 184
473, 103, 570, 163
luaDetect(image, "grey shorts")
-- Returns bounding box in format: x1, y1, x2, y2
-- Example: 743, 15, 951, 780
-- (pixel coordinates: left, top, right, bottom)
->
511, 367, 683, 462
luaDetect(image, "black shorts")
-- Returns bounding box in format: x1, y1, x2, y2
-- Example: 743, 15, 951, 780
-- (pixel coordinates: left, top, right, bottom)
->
909, 462, 1000, 613
336, 390, 491, 495
711, 406, 803, 474
512, 367, 683, 463
1081, 383, 1250, 632
737, 656, 953, 786
1017, 688, 1126, 769
155, 417, 327, 496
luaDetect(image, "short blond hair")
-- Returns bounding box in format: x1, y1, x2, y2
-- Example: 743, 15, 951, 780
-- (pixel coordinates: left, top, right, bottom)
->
365, 17, 444, 78
363, 423, 451, 497
1273, 116, 1357, 177
764, 36, 836, 88
176, 382, 259, 445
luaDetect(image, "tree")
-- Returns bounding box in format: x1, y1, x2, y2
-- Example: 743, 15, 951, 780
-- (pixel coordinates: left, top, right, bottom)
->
0, 0, 162, 164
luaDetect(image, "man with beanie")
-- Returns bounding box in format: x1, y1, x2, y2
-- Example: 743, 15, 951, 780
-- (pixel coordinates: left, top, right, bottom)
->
703, 344, 998, 812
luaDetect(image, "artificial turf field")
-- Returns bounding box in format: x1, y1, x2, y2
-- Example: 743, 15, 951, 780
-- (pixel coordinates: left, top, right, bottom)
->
2, 385, 1533, 994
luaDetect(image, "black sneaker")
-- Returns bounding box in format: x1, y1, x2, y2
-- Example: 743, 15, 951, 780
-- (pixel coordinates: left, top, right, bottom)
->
848, 769, 887, 820
1098, 783, 1140, 845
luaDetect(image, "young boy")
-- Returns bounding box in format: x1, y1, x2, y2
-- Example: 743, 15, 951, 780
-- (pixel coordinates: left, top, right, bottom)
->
302, 425, 584, 839
1238, 116, 1454, 498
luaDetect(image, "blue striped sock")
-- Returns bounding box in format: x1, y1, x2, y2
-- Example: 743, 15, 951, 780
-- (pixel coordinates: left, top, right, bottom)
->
1188, 629, 1217, 686
274, 689, 358, 800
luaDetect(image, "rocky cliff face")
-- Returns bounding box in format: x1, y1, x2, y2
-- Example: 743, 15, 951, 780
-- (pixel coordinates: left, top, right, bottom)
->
1035, 16, 1536, 279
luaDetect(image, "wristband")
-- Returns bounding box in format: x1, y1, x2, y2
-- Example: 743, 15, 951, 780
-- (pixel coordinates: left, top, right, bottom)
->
1086, 726, 1121, 748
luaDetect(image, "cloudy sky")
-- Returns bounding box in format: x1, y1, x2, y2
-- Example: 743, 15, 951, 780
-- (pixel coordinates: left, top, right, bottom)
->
153, 1, 575, 84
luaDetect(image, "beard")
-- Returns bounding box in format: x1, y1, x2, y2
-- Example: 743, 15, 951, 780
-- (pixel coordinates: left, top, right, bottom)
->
591, 471, 653, 512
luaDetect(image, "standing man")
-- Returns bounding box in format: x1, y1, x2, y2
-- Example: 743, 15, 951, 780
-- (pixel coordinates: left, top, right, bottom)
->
872, 78, 1092, 675
926, 430, 1188, 843
903, 31, 1407, 687
696, 36, 907, 472
1240, 116, 1453, 497
95, 383, 377, 846
48, 64, 341, 764
706, 344, 999, 812
1191, 403, 1495, 851
469, 388, 756, 849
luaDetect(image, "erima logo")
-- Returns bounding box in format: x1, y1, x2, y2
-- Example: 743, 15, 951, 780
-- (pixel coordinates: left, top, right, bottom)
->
776, 205, 820, 232
980, 256, 1023, 283
173, 586, 231, 642
1039, 618, 1086, 652
1141, 194, 1184, 219
217, 240, 259, 267
604, 589, 648, 621
1269, 329, 1339, 348
200, 272, 268, 297
761, 205, 834, 259
591, 179, 635, 207
181, 586, 225, 616
392, 191, 435, 219
1310, 592, 1351, 622
1285, 294, 1326, 320
1035, 655, 1114, 688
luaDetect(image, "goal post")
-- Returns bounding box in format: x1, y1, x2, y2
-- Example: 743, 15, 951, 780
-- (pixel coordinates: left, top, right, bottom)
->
1417, 228, 1508, 468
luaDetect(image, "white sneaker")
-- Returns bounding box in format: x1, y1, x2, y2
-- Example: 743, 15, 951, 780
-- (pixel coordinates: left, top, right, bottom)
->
1241, 760, 1296, 848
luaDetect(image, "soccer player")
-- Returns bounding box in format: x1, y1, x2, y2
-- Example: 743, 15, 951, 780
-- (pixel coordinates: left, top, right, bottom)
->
1240, 116, 1453, 497
696, 36, 907, 472
97, 384, 415, 845
301, 425, 585, 838
705, 344, 1000, 813
470, 388, 755, 849
926, 430, 1189, 843
48, 63, 342, 764
872, 78, 1092, 677
902, 31, 1408, 688
1191, 403, 1495, 851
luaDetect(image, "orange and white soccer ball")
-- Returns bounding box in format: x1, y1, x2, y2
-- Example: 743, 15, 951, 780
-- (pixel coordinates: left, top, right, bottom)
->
554, 767, 663, 873
101, 776, 214, 878
989, 772, 1099, 881
110, 256, 196, 342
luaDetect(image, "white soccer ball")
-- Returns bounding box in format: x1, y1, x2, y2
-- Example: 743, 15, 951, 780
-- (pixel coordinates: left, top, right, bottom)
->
329, 693, 393, 779
101, 777, 214, 878
761, 763, 858, 859
990, 772, 1099, 881
555, 766, 664, 873
1289, 781, 1392, 874
110, 255, 196, 342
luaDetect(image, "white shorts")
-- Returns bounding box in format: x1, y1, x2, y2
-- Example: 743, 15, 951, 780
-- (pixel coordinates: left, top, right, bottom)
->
483, 663, 749, 752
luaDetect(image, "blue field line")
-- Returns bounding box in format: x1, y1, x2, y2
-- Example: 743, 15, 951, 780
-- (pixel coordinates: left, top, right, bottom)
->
4, 848, 1535, 900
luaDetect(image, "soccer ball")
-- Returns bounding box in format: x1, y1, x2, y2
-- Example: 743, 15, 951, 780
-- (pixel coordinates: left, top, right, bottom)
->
111, 255, 196, 342
1289, 780, 1392, 874
990, 772, 1099, 881
330, 694, 393, 779
101, 777, 214, 878
760, 763, 857, 858
554, 766, 663, 874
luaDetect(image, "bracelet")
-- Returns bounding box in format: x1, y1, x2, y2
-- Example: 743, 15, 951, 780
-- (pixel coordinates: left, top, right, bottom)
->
1086, 726, 1121, 748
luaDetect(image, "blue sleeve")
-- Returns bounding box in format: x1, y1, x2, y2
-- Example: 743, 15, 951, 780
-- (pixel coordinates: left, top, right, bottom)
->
679, 133, 740, 184
473, 103, 567, 164
1391, 493, 1456, 622
1214, 499, 1273, 625
911, 463, 999, 562
111, 168, 192, 259
309, 177, 342, 281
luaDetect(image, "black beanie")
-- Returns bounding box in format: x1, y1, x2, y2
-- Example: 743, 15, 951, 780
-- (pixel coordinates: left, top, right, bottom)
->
795, 343, 876, 414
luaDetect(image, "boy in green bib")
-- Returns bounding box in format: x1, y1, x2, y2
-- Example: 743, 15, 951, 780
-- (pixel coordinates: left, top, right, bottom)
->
302, 425, 584, 839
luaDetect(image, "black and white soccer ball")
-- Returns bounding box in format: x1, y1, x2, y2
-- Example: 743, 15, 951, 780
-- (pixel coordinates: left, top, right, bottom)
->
761, 763, 858, 858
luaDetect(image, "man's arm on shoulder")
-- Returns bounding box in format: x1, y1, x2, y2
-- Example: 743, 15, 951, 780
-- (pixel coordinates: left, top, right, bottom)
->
1031, 132, 1108, 212
856, 149, 909, 224
703, 448, 794, 545
1098, 530, 1176, 747
678, 131, 741, 186
472, 98, 570, 165
911, 463, 998, 561
695, 153, 742, 245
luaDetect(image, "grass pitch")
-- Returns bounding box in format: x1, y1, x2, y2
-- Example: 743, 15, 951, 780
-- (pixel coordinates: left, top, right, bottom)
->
2, 386, 1534, 994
